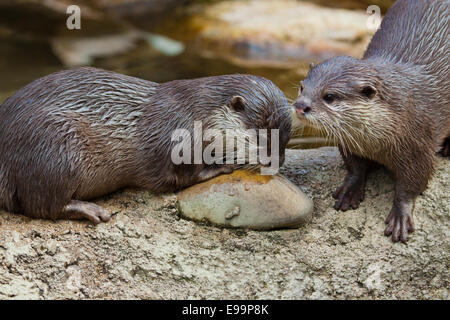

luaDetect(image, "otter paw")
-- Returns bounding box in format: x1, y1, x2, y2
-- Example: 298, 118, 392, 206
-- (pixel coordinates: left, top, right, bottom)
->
198, 166, 234, 182
332, 177, 365, 211
439, 138, 450, 158
384, 208, 415, 243
63, 200, 111, 224
221, 166, 234, 174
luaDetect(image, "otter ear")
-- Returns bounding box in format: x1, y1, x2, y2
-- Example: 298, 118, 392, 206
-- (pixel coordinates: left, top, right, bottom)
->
229, 95, 246, 112
360, 85, 377, 99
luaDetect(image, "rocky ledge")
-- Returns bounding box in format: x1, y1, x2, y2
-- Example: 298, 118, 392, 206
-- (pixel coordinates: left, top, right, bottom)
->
0, 147, 448, 299
185, 0, 377, 67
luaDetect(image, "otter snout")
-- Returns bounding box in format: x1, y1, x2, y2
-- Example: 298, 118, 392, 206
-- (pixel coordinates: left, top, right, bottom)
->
294, 97, 312, 117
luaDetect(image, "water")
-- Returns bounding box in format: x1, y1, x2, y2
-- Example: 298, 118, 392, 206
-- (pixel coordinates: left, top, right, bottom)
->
0, 38, 307, 100
0, 4, 326, 147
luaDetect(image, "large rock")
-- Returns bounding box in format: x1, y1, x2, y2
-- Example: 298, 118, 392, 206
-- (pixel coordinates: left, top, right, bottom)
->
178, 170, 313, 230
0, 147, 448, 299
185, 0, 376, 67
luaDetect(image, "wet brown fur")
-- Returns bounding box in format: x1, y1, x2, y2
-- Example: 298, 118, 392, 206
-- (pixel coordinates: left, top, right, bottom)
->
0, 67, 291, 221
295, 0, 449, 242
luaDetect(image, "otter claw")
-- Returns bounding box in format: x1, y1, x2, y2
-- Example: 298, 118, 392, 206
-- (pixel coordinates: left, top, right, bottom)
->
332, 177, 366, 212
384, 208, 415, 243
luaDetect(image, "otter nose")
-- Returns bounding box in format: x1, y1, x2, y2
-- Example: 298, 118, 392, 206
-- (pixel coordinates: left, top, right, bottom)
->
294, 99, 312, 115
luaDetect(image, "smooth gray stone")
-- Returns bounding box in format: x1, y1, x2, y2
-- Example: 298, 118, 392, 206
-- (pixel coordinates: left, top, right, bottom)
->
177, 170, 313, 230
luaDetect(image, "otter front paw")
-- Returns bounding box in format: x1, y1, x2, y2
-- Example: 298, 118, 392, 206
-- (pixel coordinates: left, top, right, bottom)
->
332, 176, 366, 211
439, 138, 450, 158
198, 166, 234, 182
384, 207, 415, 243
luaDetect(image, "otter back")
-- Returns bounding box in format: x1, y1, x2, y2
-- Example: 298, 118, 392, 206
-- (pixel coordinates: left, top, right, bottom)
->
0, 67, 157, 218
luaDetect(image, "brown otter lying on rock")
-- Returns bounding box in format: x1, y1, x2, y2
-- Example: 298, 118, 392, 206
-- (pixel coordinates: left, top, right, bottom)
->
0, 67, 291, 224
294, 0, 449, 242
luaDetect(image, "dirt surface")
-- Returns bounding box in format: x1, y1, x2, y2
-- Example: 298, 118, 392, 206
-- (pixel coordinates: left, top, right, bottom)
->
0, 147, 448, 299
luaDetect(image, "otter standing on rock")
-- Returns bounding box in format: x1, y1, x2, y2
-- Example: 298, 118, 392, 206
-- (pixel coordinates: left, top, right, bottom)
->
0, 67, 291, 224
294, 0, 449, 242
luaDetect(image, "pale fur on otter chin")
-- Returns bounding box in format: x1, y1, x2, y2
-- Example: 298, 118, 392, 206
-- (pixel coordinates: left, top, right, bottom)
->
208, 106, 266, 171
305, 99, 398, 157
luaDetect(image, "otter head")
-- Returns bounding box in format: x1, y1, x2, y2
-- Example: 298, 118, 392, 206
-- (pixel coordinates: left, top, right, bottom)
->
203, 74, 292, 170
294, 56, 392, 153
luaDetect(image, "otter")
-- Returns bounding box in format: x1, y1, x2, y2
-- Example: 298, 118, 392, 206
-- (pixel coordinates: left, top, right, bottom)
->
0, 67, 291, 224
294, 0, 449, 242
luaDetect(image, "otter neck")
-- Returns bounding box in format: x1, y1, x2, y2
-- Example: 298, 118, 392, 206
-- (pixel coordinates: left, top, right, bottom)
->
363, 57, 434, 110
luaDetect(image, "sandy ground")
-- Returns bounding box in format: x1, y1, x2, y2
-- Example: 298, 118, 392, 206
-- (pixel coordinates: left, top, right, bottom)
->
0, 147, 448, 299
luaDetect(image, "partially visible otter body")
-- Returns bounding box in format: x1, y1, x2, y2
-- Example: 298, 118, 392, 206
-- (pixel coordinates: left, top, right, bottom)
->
294, 0, 449, 242
0, 67, 291, 223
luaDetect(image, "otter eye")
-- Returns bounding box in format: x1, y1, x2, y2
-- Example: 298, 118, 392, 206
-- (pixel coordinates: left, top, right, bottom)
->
323, 93, 335, 104
361, 86, 376, 99
299, 83, 304, 94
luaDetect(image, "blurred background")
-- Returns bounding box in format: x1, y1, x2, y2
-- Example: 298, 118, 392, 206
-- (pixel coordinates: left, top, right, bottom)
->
0, 0, 394, 148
